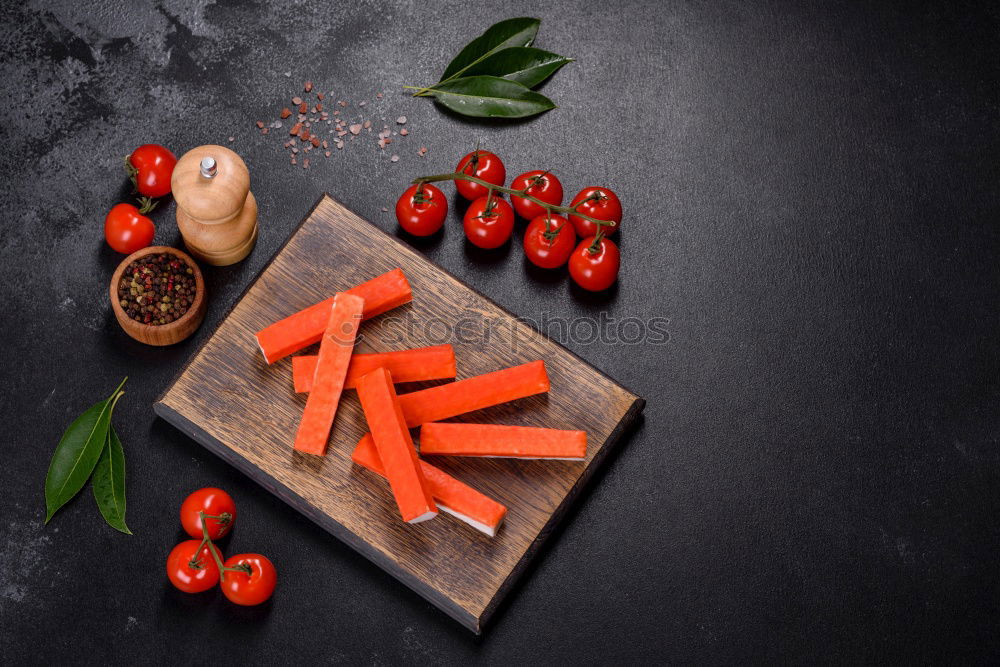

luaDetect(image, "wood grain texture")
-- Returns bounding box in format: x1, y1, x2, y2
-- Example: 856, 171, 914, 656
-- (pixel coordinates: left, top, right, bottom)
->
155, 195, 644, 632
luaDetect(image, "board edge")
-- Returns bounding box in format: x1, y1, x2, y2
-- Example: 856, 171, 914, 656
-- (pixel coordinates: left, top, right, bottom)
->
477, 396, 646, 632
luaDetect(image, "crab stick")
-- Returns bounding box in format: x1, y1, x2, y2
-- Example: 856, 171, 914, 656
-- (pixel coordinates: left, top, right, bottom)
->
397, 360, 550, 428
419, 423, 587, 461
352, 433, 507, 537
255, 268, 411, 364
292, 293, 364, 455
292, 344, 457, 393
356, 368, 437, 523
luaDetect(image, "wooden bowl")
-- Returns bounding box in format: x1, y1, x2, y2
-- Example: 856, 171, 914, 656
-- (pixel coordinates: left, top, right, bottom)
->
110, 246, 206, 346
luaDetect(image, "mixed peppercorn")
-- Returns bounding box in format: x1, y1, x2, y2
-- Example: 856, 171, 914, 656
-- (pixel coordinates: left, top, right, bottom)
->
118, 253, 196, 325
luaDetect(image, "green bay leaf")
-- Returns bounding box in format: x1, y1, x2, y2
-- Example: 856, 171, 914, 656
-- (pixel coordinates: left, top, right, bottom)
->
44, 378, 125, 523
461, 47, 572, 88
92, 426, 130, 535
440, 17, 540, 82
427, 76, 556, 119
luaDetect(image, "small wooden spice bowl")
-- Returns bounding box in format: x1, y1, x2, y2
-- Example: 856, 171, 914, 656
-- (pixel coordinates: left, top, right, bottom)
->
110, 246, 207, 346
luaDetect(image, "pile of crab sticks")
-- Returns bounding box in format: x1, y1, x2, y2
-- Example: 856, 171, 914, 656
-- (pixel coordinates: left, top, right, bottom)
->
254, 268, 586, 536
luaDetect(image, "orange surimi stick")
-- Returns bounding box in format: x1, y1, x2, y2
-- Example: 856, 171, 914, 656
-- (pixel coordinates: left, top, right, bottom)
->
255, 268, 411, 364
352, 433, 507, 536
292, 344, 457, 393
356, 368, 437, 523
292, 293, 364, 455
397, 360, 550, 428
419, 423, 587, 461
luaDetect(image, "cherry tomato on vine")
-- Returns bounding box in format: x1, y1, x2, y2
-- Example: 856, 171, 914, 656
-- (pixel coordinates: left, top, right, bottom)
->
395, 183, 447, 236
523, 214, 576, 269
104, 203, 155, 254
455, 150, 506, 200
569, 236, 620, 291
166, 540, 222, 593
510, 170, 563, 220
568, 187, 623, 237
127, 144, 177, 198
463, 196, 514, 249
180, 487, 236, 540
220, 553, 277, 606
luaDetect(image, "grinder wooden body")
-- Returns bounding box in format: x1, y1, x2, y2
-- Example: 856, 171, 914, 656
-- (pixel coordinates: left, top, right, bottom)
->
171, 145, 258, 266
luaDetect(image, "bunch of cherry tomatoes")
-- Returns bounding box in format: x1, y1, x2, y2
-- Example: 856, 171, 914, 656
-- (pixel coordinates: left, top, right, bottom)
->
396, 149, 623, 291
104, 144, 178, 254
166, 487, 277, 606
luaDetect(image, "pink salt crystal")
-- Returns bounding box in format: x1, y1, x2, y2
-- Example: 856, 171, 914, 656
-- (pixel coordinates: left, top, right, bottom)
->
390, 155, 399, 162
396, 116, 407, 124
399, 128, 408, 136
363, 120, 372, 129
325, 151, 331, 157
376, 92, 383, 99
292, 96, 303, 105
303, 158, 310, 168
349, 124, 362, 135
381, 207, 388, 212
228, 136, 235, 142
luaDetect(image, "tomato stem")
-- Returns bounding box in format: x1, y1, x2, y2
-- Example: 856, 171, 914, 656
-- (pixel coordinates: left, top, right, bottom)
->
199, 511, 248, 576
414, 172, 617, 229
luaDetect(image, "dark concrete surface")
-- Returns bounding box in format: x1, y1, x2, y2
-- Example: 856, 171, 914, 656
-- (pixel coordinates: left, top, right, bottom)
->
2, 0, 999, 663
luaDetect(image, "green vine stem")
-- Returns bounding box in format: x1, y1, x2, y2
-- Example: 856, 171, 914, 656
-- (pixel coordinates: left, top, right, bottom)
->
412, 172, 618, 230
193, 511, 251, 575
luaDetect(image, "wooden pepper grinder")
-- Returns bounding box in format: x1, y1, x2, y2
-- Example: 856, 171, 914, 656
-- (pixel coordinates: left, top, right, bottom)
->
171, 145, 258, 266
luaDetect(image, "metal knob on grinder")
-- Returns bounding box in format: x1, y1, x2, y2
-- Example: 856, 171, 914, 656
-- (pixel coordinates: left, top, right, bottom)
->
171, 145, 258, 266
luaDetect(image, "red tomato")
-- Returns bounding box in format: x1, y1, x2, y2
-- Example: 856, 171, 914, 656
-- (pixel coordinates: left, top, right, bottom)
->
522, 214, 576, 269
455, 150, 506, 200
220, 553, 277, 606
510, 170, 563, 220
463, 196, 514, 249
180, 487, 236, 540
128, 144, 177, 198
104, 203, 155, 254
166, 540, 221, 593
569, 236, 620, 291
395, 183, 447, 236
568, 187, 623, 237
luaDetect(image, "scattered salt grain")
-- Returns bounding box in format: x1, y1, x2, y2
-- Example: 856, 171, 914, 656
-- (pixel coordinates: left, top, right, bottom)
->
390, 155, 399, 162
399, 128, 408, 136
349, 124, 362, 135
292, 96, 302, 105
304, 81, 313, 92
396, 116, 407, 124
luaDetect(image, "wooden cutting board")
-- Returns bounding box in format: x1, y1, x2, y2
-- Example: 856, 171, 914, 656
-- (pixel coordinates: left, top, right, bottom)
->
154, 195, 644, 633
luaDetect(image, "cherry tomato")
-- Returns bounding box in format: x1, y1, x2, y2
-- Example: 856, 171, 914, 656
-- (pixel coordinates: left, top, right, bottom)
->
455, 150, 506, 200
220, 553, 277, 606
180, 488, 236, 540
522, 214, 576, 269
166, 540, 222, 593
569, 236, 620, 291
104, 203, 155, 254
128, 144, 177, 198
568, 187, 623, 237
463, 196, 514, 249
395, 183, 447, 236
510, 170, 563, 220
